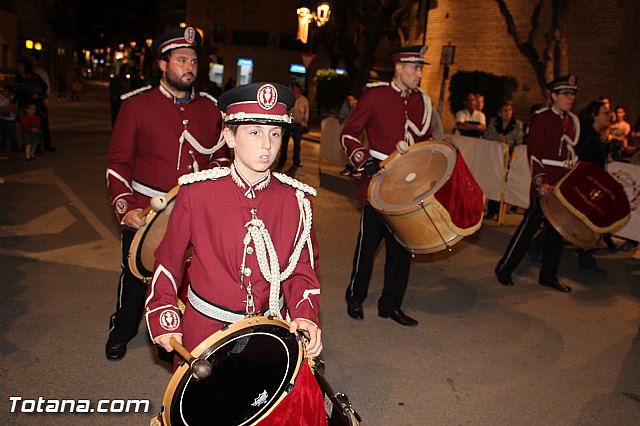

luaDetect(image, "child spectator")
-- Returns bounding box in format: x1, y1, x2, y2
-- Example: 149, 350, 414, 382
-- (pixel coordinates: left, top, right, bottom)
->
20, 103, 41, 161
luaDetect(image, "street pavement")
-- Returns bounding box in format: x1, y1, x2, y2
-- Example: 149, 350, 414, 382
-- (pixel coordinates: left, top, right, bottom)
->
1, 94, 640, 425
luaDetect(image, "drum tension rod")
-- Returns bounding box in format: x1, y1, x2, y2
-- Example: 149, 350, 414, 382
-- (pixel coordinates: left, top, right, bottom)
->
419, 201, 452, 252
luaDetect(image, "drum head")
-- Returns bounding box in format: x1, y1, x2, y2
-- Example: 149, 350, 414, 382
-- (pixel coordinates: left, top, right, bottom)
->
541, 194, 602, 249
129, 186, 179, 280
369, 141, 456, 211
163, 317, 303, 426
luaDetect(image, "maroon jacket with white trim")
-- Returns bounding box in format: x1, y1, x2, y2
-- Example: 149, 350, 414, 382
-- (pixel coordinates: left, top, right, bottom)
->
106, 85, 230, 224
144, 167, 321, 352
340, 81, 433, 204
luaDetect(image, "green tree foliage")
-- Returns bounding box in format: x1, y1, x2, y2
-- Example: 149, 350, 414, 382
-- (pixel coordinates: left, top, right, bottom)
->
314, 69, 351, 112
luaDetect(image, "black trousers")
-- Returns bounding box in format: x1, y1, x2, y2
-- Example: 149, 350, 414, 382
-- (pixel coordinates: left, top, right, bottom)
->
345, 205, 412, 312
108, 229, 147, 344
496, 197, 564, 283
279, 123, 304, 166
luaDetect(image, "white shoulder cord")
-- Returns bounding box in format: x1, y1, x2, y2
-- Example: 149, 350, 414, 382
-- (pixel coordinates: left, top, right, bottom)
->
242, 190, 313, 317
177, 126, 227, 170
562, 111, 581, 167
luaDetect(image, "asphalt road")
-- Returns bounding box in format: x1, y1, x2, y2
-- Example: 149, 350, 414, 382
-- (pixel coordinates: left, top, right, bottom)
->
1, 94, 639, 425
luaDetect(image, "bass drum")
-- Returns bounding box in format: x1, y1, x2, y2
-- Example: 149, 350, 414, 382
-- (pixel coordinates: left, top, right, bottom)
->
541, 161, 631, 249
161, 316, 304, 426
128, 185, 181, 282
368, 140, 484, 254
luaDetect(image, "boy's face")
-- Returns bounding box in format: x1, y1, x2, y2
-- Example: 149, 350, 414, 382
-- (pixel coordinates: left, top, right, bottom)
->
26, 105, 36, 115
224, 124, 283, 181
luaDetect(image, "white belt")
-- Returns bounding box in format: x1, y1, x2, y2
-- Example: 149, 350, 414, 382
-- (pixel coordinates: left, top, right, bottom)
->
132, 180, 167, 198
187, 286, 285, 323
369, 149, 389, 161
541, 159, 570, 168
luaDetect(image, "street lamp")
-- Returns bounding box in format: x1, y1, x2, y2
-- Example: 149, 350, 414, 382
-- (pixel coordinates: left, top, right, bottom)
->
297, 2, 331, 44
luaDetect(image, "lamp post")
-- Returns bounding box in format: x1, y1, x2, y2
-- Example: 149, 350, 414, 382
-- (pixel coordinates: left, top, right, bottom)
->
297, 2, 331, 53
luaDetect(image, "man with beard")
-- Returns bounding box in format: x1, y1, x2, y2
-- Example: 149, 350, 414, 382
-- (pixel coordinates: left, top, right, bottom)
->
341, 45, 433, 327
104, 27, 230, 361
495, 75, 580, 293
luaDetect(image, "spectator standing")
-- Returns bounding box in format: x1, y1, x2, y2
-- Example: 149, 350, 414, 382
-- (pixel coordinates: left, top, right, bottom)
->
0, 86, 18, 152
277, 82, 308, 167
609, 105, 631, 156
20, 103, 40, 161
574, 100, 611, 272
454, 93, 486, 137
29, 55, 55, 151
108, 65, 131, 128
338, 93, 359, 176
483, 101, 523, 219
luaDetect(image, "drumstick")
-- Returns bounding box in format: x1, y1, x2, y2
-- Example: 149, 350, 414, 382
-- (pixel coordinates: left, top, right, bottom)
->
136, 194, 168, 219
170, 337, 212, 381
379, 141, 409, 168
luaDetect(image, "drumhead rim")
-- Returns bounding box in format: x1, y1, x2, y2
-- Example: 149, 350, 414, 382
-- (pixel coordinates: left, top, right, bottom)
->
368, 140, 458, 211
128, 185, 180, 280
161, 316, 304, 426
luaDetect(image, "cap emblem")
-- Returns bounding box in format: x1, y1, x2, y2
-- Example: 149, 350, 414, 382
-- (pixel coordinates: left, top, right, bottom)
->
184, 27, 196, 44
257, 84, 278, 110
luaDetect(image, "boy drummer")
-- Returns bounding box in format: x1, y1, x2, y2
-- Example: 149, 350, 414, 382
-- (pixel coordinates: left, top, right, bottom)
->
145, 82, 323, 358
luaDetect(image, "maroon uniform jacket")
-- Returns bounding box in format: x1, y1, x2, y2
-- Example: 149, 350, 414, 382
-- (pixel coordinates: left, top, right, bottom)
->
145, 166, 321, 352
106, 84, 230, 224
527, 107, 580, 197
340, 81, 433, 204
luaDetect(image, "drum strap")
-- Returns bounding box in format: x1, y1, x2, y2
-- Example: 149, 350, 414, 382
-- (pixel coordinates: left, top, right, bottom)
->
541, 159, 570, 168
187, 286, 284, 323
132, 180, 167, 198
369, 149, 388, 161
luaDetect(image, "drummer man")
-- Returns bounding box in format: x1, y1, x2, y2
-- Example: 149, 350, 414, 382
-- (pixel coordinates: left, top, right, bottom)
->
340, 45, 434, 326
104, 26, 230, 361
145, 82, 322, 359
495, 75, 580, 293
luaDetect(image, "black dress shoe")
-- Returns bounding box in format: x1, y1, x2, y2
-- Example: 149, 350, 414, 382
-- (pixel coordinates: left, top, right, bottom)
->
105, 340, 127, 361
347, 302, 364, 320
378, 309, 418, 326
495, 267, 514, 286
539, 279, 572, 293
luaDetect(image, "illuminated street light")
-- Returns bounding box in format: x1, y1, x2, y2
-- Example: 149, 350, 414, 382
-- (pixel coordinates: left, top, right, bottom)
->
297, 2, 331, 44
25, 40, 34, 49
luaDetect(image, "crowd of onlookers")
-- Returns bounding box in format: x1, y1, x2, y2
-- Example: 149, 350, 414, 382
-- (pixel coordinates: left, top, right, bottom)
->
453, 91, 639, 164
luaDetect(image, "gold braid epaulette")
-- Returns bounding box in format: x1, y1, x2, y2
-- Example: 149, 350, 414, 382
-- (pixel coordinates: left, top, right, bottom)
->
272, 172, 317, 196
178, 167, 231, 185
120, 85, 153, 100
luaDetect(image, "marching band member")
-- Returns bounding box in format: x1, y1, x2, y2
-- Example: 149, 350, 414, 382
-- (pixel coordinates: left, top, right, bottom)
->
105, 26, 229, 361
340, 45, 434, 326
145, 82, 325, 424
495, 75, 580, 293
145, 82, 322, 357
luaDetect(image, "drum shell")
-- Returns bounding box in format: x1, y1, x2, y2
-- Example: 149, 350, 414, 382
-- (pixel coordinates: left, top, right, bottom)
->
541, 161, 631, 249
377, 197, 463, 254
368, 140, 483, 254
128, 185, 180, 281
541, 194, 603, 249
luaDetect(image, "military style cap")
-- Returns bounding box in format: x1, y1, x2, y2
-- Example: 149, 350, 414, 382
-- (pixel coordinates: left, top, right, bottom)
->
547, 74, 579, 92
218, 83, 295, 125
390, 45, 429, 65
151, 26, 203, 57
